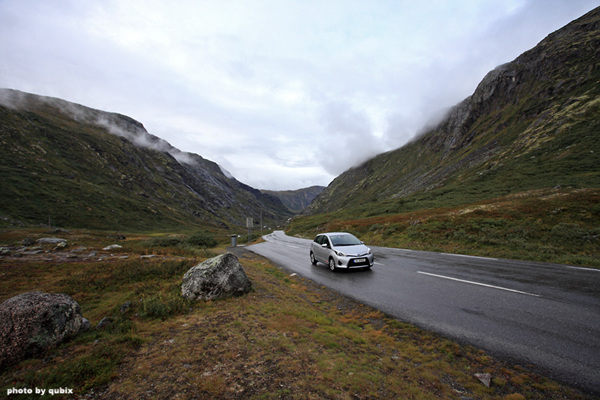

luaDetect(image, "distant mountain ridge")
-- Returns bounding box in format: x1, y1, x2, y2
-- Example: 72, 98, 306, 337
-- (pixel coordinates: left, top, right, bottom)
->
261, 186, 325, 213
305, 7, 600, 217
0, 89, 292, 230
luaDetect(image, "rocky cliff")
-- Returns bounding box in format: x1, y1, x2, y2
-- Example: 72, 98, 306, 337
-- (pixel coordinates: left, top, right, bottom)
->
261, 186, 325, 213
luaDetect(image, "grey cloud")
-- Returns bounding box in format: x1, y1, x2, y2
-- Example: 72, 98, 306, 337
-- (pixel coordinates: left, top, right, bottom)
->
1, 0, 597, 190
316, 100, 384, 175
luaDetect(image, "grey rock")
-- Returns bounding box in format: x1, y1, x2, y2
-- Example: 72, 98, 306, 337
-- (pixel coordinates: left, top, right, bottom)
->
0, 291, 88, 370
475, 372, 492, 388
21, 238, 35, 246
36, 238, 67, 244
181, 253, 252, 301
54, 241, 68, 249
96, 317, 113, 329
102, 244, 122, 250
120, 301, 133, 313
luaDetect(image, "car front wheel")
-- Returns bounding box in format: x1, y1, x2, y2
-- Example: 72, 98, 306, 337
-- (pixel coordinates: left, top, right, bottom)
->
310, 252, 317, 265
328, 257, 337, 272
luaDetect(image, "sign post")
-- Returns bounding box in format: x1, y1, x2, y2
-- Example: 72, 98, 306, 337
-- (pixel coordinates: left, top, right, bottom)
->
246, 217, 253, 243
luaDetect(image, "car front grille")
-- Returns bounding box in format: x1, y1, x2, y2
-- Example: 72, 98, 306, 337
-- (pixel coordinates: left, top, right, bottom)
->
348, 258, 370, 267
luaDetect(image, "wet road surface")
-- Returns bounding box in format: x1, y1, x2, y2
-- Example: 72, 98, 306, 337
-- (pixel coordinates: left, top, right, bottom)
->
248, 230, 600, 394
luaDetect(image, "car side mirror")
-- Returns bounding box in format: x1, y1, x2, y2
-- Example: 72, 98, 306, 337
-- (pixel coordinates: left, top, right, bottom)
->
321, 243, 329, 248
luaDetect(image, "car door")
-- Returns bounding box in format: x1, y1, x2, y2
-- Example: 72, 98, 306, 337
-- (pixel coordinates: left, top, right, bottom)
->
318, 236, 332, 262
313, 235, 327, 263
311, 235, 322, 262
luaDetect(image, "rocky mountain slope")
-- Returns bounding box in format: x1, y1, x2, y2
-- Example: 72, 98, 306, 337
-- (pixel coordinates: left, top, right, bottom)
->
305, 7, 599, 217
0, 89, 292, 230
261, 186, 325, 213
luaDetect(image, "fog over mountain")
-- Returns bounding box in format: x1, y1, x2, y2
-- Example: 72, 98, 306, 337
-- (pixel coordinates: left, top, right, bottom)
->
1, 0, 597, 190
304, 6, 600, 216
0, 88, 293, 230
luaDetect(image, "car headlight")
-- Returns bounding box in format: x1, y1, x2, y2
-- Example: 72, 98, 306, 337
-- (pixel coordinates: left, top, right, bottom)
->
367, 248, 372, 255
335, 250, 346, 257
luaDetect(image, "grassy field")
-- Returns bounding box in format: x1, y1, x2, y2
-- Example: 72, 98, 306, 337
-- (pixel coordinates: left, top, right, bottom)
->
288, 188, 600, 268
0, 229, 596, 399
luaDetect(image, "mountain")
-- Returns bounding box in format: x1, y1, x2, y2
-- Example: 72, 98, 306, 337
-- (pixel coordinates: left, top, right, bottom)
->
261, 186, 325, 213
0, 89, 292, 231
304, 7, 600, 217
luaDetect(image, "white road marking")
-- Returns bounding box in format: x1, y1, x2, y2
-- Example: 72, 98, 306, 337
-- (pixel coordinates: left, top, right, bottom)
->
441, 253, 498, 261
565, 266, 600, 272
417, 271, 540, 297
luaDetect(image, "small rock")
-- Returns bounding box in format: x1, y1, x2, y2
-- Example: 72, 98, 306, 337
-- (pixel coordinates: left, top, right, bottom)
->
21, 238, 35, 246
475, 372, 492, 388
21, 250, 43, 255
96, 317, 113, 329
120, 301, 132, 313
81, 318, 91, 332
103, 244, 122, 250
36, 238, 67, 244
140, 254, 157, 259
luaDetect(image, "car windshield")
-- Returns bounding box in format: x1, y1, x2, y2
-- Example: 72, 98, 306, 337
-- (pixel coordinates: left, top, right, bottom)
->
329, 234, 362, 246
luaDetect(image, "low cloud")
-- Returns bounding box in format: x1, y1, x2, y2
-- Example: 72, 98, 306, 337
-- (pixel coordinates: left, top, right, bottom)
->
0, 88, 198, 167
316, 100, 384, 175
1, 0, 597, 190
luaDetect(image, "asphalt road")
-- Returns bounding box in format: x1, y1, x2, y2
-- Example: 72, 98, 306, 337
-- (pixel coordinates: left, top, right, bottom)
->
247, 230, 600, 394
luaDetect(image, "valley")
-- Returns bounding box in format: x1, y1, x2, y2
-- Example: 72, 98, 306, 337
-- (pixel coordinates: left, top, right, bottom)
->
0, 6, 598, 400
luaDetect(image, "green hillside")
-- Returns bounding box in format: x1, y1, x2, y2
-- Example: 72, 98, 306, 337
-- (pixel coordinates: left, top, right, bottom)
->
305, 7, 599, 217
0, 89, 292, 231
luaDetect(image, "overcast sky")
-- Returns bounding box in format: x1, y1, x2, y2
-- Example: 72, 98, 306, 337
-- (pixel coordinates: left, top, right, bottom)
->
1, 1, 597, 190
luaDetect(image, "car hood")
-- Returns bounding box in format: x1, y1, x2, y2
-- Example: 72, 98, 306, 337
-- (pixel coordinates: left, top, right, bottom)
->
333, 244, 370, 256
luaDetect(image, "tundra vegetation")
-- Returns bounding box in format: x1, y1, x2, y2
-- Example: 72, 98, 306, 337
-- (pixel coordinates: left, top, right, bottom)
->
0, 229, 594, 399
288, 188, 600, 268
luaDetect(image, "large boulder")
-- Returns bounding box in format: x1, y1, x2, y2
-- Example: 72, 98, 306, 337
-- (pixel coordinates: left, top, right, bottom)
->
181, 253, 252, 301
0, 291, 89, 370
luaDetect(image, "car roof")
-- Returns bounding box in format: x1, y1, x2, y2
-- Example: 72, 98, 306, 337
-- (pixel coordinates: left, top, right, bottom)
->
319, 232, 353, 237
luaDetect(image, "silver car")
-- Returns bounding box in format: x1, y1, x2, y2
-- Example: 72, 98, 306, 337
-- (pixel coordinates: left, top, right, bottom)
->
310, 232, 374, 271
